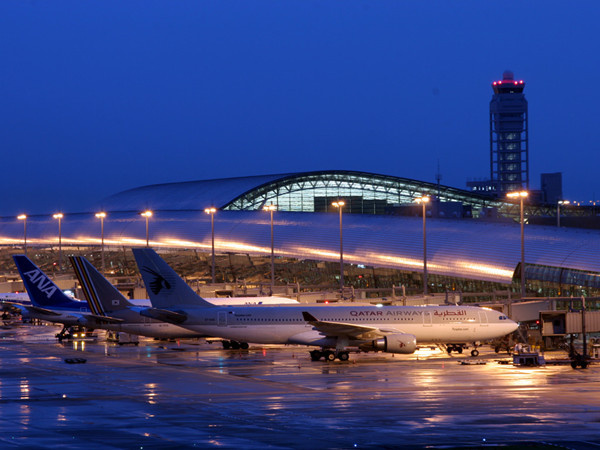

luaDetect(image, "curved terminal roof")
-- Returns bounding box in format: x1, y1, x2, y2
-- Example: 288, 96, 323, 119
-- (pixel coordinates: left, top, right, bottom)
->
99, 170, 499, 214
0, 210, 599, 287
98, 173, 293, 212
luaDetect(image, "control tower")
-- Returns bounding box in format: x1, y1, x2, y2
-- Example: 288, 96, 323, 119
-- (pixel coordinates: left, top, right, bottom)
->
490, 70, 528, 194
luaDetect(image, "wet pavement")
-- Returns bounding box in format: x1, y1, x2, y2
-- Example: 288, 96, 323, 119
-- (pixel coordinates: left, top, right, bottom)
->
1, 323, 600, 449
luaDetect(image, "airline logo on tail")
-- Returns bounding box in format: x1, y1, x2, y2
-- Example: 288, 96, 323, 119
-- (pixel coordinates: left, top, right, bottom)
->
23, 270, 57, 299
141, 266, 171, 295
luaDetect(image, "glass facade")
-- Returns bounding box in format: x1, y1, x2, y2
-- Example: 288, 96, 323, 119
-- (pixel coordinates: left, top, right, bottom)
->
223, 171, 497, 214
515, 263, 600, 297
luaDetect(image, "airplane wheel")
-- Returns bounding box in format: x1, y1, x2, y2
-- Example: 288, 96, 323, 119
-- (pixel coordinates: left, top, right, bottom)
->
338, 352, 349, 361
230, 341, 240, 350
457, 347, 463, 354
326, 351, 336, 362
447, 347, 452, 354
310, 350, 322, 362
222, 341, 231, 349
471, 349, 479, 357
240, 342, 249, 350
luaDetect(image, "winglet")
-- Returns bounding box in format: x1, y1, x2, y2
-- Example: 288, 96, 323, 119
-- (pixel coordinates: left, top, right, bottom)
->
302, 311, 319, 323
13, 255, 86, 310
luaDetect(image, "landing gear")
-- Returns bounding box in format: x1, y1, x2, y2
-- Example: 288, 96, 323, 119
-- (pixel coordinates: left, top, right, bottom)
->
56, 326, 92, 341
309, 349, 351, 362
310, 350, 322, 361
338, 351, 350, 361
56, 326, 71, 341
446, 344, 465, 354
446, 343, 480, 357
221, 340, 249, 350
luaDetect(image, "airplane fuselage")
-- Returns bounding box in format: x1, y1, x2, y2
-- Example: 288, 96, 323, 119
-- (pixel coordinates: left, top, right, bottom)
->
172, 304, 517, 347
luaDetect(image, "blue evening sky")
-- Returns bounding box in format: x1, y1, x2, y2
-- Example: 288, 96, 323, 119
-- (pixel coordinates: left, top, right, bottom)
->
1, 1, 598, 214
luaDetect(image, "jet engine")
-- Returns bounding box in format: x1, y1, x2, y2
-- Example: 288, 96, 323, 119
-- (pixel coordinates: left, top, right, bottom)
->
369, 334, 417, 354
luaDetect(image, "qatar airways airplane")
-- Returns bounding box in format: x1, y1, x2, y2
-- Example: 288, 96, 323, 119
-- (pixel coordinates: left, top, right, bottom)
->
133, 248, 518, 361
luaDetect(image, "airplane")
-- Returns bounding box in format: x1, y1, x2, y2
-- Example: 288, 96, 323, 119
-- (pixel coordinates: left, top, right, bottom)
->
69, 255, 207, 339
12, 255, 93, 337
132, 248, 519, 361
12, 254, 203, 340
70, 256, 298, 343
0, 292, 32, 314
0, 292, 31, 304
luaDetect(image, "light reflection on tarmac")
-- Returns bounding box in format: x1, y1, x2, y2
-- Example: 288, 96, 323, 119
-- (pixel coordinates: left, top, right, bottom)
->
1, 324, 600, 449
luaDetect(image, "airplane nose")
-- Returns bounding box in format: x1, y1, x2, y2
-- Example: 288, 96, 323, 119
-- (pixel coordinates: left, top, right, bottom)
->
507, 319, 519, 333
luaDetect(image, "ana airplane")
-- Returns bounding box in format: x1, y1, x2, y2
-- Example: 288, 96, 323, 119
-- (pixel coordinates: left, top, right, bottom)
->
132, 248, 519, 361
12, 255, 91, 337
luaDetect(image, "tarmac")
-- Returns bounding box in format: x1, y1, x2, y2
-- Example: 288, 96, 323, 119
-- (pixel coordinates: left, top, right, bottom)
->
1, 322, 600, 449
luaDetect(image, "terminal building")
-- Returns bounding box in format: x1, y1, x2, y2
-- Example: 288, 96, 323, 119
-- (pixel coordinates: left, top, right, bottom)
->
0, 170, 599, 299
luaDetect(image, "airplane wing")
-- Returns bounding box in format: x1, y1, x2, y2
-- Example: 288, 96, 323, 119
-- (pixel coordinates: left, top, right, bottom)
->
1, 302, 28, 314
139, 308, 187, 324
82, 314, 124, 324
302, 311, 398, 339
24, 305, 63, 316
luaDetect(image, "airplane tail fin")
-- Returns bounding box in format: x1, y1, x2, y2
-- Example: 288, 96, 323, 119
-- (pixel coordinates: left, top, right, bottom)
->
13, 255, 84, 309
69, 256, 134, 315
131, 248, 214, 308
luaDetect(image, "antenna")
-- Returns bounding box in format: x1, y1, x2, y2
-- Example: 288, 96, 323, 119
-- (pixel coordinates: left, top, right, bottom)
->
435, 160, 442, 196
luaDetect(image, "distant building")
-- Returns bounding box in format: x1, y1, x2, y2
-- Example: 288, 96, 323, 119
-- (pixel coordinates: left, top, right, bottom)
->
541, 172, 563, 203
490, 70, 529, 194
467, 70, 529, 197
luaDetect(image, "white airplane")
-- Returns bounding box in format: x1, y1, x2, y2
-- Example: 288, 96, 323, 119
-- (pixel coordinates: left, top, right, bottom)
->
132, 248, 519, 361
70, 256, 298, 341
69, 255, 208, 339
1, 281, 297, 311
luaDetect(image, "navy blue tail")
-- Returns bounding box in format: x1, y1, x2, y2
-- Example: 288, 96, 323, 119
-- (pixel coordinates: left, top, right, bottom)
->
13, 255, 87, 310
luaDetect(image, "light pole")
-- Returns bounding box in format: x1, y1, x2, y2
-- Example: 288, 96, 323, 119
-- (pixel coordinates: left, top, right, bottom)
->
415, 196, 430, 296
263, 203, 277, 295
557, 200, 569, 228
507, 190, 528, 298
204, 207, 217, 284
53, 213, 63, 270
17, 214, 27, 256
332, 200, 345, 293
140, 211, 153, 247
96, 212, 106, 273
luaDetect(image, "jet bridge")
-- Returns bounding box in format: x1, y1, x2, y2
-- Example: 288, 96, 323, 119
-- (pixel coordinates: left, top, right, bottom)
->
540, 310, 600, 336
